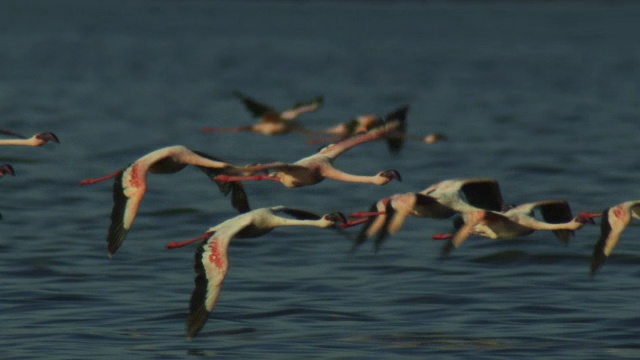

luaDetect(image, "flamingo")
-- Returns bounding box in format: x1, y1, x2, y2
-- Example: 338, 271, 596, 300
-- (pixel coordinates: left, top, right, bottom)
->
213, 106, 407, 189
0, 129, 59, 146
0, 164, 15, 178
201, 91, 324, 135
436, 200, 598, 256
306, 110, 446, 154
160, 206, 347, 337
350, 178, 505, 252
590, 200, 640, 275
79, 145, 257, 256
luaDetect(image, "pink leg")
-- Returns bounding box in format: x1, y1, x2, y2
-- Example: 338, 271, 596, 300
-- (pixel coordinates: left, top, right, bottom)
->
79, 169, 122, 185
349, 211, 386, 218
340, 218, 371, 228
165, 232, 213, 250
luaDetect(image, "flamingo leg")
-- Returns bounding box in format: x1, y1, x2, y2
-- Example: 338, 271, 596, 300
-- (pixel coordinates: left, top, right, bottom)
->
165, 232, 213, 250
340, 218, 372, 228
79, 170, 122, 185
349, 211, 386, 218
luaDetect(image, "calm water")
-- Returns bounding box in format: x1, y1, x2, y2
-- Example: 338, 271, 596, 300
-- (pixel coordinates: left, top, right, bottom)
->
1, 0, 640, 358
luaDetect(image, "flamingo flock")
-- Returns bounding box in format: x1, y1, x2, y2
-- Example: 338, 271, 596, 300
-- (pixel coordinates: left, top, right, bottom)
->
1, 93, 635, 338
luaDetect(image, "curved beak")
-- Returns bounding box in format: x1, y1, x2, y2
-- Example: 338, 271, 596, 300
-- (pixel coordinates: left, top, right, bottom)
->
382, 169, 402, 182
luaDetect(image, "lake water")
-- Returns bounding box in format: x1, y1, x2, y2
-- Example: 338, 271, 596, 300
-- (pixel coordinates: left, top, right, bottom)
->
1, 0, 640, 358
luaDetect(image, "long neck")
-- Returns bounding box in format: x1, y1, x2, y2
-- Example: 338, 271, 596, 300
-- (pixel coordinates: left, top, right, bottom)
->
320, 166, 388, 185
269, 216, 332, 229
0, 138, 37, 146
514, 215, 582, 231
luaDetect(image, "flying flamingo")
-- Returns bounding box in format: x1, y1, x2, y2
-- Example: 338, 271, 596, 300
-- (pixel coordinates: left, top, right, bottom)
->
436, 200, 598, 256
0, 164, 15, 178
160, 206, 347, 337
213, 106, 407, 189
79, 145, 257, 256
349, 178, 505, 252
0, 129, 59, 146
201, 91, 324, 135
590, 200, 640, 275
306, 112, 445, 154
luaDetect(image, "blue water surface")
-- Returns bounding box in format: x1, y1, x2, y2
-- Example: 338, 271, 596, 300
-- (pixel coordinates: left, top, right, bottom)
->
1, 1, 640, 359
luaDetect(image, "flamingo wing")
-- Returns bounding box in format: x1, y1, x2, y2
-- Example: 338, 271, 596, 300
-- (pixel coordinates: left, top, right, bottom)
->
460, 178, 504, 212
187, 216, 253, 337
107, 168, 143, 256
536, 200, 575, 243
318, 105, 408, 160
286, 96, 324, 118
591, 208, 615, 275
232, 91, 279, 120
272, 207, 322, 220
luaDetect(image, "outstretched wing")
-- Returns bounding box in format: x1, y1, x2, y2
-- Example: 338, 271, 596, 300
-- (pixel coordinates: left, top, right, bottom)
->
285, 96, 324, 119
187, 215, 253, 337
233, 91, 279, 120
591, 208, 614, 275
272, 207, 322, 220
536, 200, 575, 243
107, 167, 142, 256
318, 106, 408, 160
192, 151, 251, 213
460, 179, 504, 212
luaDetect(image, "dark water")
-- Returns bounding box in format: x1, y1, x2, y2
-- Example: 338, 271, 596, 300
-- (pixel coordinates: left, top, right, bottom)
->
2, 0, 640, 358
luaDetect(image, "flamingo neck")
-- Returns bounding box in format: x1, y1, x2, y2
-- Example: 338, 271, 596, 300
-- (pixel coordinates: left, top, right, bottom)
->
0, 138, 37, 146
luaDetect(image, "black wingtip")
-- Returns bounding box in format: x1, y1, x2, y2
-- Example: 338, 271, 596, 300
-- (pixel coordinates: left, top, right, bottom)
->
106, 170, 128, 256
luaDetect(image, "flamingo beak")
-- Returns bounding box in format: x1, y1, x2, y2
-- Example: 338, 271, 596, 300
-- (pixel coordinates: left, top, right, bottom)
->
382, 169, 402, 182
325, 212, 347, 225
36, 132, 60, 144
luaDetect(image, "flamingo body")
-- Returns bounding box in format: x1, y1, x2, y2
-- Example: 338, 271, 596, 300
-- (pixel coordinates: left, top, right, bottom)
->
81, 145, 253, 256
442, 199, 592, 256
352, 178, 504, 251
202, 92, 324, 135
214, 106, 408, 189
185, 206, 346, 337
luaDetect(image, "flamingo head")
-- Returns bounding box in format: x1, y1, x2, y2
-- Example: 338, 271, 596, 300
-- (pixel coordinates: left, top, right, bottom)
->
0, 164, 15, 177
423, 133, 447, 144
34, 132, 60, 145
323, 212, 348, 226
379, 169, 402, 183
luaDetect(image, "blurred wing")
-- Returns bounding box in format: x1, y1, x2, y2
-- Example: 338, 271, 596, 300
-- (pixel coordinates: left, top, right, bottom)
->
460, 179, 504, 212
233, 91, 279, 119
272, 207, 321, 220
286, 96, 324, 118
319, 108, 407, 160
107, 168, 142, 256
352, 201, 385, 252
537, 200, 574, 243
591, 208, 614, 275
